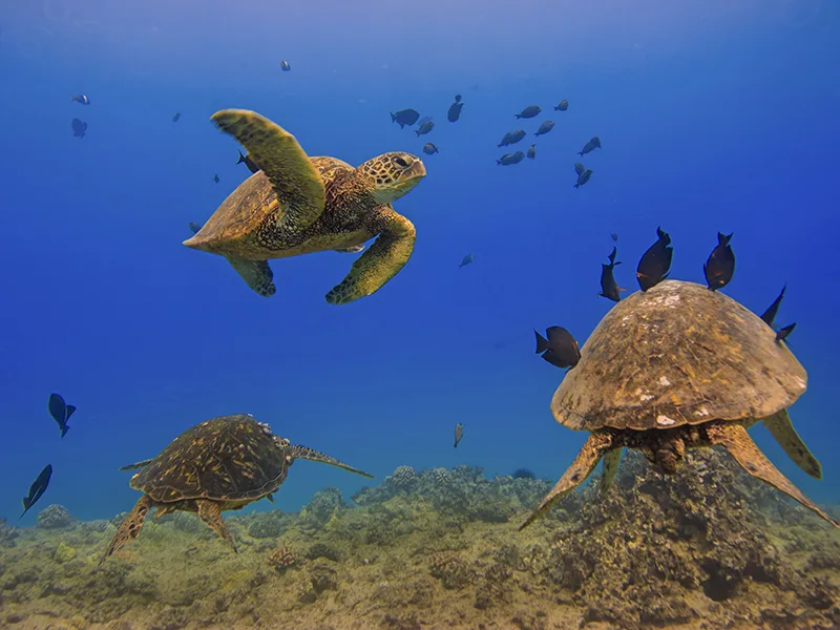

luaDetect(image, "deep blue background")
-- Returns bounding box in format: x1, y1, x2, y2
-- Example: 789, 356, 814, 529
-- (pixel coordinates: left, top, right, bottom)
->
1, 0, 838, 524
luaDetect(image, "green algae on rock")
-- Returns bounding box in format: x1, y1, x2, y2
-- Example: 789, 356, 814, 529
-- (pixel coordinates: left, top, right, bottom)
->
0, 454, 837, 629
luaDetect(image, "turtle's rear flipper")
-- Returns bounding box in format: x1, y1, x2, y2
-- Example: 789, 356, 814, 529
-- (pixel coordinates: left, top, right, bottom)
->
601, 447, 623, 493
210, 109, 326, 233
290, 444, 374, 478
707, 423, 838, 528
225, 256, 276, 297
100, 495, 152, 564
197, 500, 238, 553
762, 410, 822, 479
325, 207, 415, 305
118, 458, 154, 471
519, 432, 613, 531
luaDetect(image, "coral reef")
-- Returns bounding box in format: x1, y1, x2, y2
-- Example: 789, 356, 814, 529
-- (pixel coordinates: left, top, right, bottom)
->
36, 504, 76, 529
0, 452, 837, 630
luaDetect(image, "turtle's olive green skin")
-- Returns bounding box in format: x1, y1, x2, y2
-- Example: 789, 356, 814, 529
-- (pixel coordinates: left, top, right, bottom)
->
184, 109, 426, 304
521, 280, 837, 530
101, 414, 372, 563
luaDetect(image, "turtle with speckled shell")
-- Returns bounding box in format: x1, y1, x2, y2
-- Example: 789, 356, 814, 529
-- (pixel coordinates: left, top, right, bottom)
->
101, 414, 372, 563
184, 109, 426, 304
520, 280, 838, 530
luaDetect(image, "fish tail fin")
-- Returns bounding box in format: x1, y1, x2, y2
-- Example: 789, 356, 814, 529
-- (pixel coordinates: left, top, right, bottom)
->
390, 112, 396, 122
237, 151, 246, 164
534, 330, 549, 354
20, 499, 30, 519
577, 151, 584, 156
454, 441, 458, 448
415, 130, 421, 136
573, 183, 579, 188
515, 114, 522, 119
718, 231, 733, 246
60, 425, 69, 438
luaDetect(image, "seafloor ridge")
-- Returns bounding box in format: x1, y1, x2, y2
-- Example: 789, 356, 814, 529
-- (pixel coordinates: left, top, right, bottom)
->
1, 450, 838, 630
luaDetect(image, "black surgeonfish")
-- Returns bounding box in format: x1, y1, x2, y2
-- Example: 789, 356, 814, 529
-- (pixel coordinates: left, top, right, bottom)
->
237, 150, 260, 173
599, 246, 625, 302
776, 322, 796, 343
454, 422, 464, 448
516, 105, 541, 119
391, 109, 420, 128
578, 136, 601, 156
704, 232, 735, 291
21, 464, 52, 519
72, 118, 87, 138
447, 95, 463, 122
48, 393, 76, 438
534, 327, 581, 369
636, 226, 673, 291
573, 162, 593, 188
760, 285, 786, 328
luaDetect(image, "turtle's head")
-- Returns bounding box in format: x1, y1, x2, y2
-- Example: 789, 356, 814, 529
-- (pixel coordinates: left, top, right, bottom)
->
357, 152, 426, 205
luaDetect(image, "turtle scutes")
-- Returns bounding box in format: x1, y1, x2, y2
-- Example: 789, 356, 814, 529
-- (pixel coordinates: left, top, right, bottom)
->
101, 414, 372, 563
520, 280, 837, 531
183, 109, 426, 305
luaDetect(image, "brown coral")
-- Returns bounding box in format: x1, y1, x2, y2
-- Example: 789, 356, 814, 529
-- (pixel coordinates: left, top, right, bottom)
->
265, 545, 298, 573
429, 552, 476, 590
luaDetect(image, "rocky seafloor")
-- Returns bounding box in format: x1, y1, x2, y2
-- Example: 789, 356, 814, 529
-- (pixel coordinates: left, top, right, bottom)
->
0, 450, 839, 630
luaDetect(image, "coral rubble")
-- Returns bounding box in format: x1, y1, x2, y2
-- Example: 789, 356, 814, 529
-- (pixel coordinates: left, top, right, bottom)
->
0, 452, 837, 629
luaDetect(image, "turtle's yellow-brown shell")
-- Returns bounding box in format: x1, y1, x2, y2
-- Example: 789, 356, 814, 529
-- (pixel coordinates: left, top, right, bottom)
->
130, 415, 292, 504
552, 280, 806, 432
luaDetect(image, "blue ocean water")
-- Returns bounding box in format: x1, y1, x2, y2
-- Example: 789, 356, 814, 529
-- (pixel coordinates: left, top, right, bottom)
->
0, 0, 838, 527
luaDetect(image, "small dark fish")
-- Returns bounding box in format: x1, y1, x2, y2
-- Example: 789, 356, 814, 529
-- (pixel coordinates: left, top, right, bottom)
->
459, 253, 474, 268
554, 100, 569, 111
447, 95, 463, 123
573, 163, 592, 188
71, 94, 90, 105
280, 60, 291, 71
534, 120, 555, 137
172, 112, 181, 122
760, 285, 786, 328
703, 232, 735, 291
497, 151, 525, 166
454, 422, 464, 448
21, 464, 52, 519
636, 226, 673, 291
578, 136, 602, 156
497, 129, 526, 147
526, 144, 536, 159
237, 150, 260, 173
188, 222, 203, 235
534, 327, 581, 369
213, 174, 220, 183
610, 233, 619, 242
390, 108, 420, 128
48, 393, 76, 438
599, 246, 625, 302
415, 120, 434, 136
776, 322, 796, 343
515, 105, 541, 119
71, 118, 87, 138
422, 143, 439, 155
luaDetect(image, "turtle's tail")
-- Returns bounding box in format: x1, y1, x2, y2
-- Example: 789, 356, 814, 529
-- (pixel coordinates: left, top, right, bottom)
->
290, 444, 374, 479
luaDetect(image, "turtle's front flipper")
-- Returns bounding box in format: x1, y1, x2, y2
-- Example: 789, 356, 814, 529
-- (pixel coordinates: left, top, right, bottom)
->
762, 410, 822, 479
325, 207, 415, 305
290, 444, 374, 478
210, 109, 326, 233
225, 256, 276, 297
601, 447, 623, 492
707, 423, 838, 528
519, 432, 613, 531
100, 495, 152, 564
197, 500, 238, 553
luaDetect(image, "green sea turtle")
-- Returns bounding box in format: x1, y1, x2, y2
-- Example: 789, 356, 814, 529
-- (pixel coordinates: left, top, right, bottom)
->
184, 109, 426, 304
520, 280, 837, 530
101, 414, 372, 563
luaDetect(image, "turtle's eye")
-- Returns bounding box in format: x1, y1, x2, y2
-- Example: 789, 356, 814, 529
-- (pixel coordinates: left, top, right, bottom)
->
394, 156, 409, 168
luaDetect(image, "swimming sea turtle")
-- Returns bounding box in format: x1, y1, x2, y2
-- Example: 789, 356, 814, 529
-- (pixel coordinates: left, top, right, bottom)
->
101, 414, 372, 563
520, 280, 838, 530
184, 109, 427, 304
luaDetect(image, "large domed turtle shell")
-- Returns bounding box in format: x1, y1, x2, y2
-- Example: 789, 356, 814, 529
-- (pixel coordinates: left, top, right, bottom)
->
130, 414, 288, 503
552, 280, 807, 432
